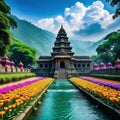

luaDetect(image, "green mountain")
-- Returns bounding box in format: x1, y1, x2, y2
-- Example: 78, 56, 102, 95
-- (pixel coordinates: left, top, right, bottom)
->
70, 39, 95, 55
88, 38, 104, 55
10, 16, 104, 57
10, 15, 55, 57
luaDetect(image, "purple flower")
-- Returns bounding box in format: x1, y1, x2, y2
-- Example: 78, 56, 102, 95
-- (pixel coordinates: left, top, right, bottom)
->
0, 77, 45, 94
80, 76, 120, 91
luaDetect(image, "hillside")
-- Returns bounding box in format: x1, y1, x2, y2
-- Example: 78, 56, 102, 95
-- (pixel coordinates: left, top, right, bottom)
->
10, 16, 104, 57
10, 15, 55, 56
70, 39, 95, 55
88, 38, 105, 55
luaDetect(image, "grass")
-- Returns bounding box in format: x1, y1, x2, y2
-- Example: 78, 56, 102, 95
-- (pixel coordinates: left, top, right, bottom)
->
0, 73, 36, 84
88, 74, 120, 81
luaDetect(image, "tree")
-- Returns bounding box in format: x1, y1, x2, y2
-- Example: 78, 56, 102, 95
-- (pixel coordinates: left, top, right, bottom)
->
9, 40, 36, 67
95, 30, 120, 64
113, 44, 120, 59
0, 0, 17, 56
106, 0, 120, 19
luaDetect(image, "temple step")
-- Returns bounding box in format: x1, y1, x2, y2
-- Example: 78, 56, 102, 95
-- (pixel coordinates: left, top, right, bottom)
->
54, 69, 68, 79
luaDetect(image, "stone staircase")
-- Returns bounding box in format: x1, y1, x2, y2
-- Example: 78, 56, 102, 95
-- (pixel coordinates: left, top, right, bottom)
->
54, 69, 68, 79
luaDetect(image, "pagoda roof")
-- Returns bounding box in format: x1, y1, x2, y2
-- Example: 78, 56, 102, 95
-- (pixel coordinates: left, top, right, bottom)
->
59, 48, 68, 55
73, 56, 91, 59
37, 56, 52, 62
58, 25, 67, 35
37, 59, 51, 62
18, 61, 24, 66
53, 55, 71, 59
72, 56, 92, 61
55, 40, 70, 44
38, 56, 52, 59
52, 46, 72, 49
2, 54, 9, 60
115, 58, 120, 63
51, 52, 74, 56
37, 25, 92, 64
93, 63, 98, 67
61, 24, 64, 29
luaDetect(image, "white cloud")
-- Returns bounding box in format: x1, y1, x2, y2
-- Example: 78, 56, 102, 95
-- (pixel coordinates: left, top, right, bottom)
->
37, 18, 55, 32
86, 1, 114, 29
36, 1, 115, 39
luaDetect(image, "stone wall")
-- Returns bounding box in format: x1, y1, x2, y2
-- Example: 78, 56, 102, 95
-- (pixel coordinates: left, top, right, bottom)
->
90, 68, 120, 75
0, 55, 31, 73
0, 66, 30, 73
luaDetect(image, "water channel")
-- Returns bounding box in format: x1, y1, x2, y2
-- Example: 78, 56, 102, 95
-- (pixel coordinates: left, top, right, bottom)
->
29, 79, 112, 120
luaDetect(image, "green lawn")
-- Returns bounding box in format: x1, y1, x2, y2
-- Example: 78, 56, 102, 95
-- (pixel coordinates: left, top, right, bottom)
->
0, 73, 36, 84
88, 74, 120, 81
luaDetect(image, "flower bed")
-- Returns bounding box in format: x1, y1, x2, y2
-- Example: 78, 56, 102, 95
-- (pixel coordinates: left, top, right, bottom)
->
81, 76, 120, 90
69, 77, 120, 110
86, 76, 120, 84
0, 77, 54, 119
0, 77, 44, 94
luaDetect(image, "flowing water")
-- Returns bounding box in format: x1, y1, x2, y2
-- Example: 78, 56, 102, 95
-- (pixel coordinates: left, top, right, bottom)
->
29, 79, 112, 120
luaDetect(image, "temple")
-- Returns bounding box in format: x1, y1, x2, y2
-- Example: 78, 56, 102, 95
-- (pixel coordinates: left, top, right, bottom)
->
35, 25, 92, 78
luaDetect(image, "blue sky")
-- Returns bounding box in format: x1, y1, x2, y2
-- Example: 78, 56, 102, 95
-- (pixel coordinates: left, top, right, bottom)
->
5, 0, 120, 41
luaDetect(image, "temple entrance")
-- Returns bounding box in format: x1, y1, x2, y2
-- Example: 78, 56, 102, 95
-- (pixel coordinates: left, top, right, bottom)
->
60, 61, 65, 68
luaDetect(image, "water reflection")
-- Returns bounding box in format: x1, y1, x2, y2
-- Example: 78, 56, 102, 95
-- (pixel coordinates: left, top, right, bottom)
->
29, 80, 111, 120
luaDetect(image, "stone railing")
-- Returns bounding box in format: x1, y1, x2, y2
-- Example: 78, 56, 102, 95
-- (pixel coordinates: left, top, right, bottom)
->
90, 68, 120, 75
31, 68, 54, 77
0, 65, 30, 73
0, 55, 31, 73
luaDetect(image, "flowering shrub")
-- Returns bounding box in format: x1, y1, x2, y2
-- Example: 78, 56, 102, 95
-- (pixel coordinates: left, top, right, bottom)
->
0, 78, 54, 119
0, 77, 44, 94
86, 76, 120, 84
69, 77, 120, 110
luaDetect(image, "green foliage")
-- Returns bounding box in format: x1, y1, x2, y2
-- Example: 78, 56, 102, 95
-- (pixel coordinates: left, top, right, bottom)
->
9, 40, 36, 67
10, 15, 55, 56
7, 16, 17, 29
106, 0, 120, 19
10, 16, 105, 57
113, 44, 120, 59
0, 0, 17, 56
0, 73, 36, 84
0, 11, 10, 29
104, 31, 118, 40
88, 74, 120, 81
94, 31, 120, 64
0, 0, 10, 13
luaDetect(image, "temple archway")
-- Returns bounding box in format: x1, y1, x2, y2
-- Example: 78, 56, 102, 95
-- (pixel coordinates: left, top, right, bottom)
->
60, 61, 65, 68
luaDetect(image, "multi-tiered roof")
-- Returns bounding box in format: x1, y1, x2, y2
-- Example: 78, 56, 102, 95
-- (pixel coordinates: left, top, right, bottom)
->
36, 25, 92, 78
51, 25, 74, 57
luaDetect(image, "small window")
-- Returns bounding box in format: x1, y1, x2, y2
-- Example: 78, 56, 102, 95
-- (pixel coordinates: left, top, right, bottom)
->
45, 64, 48, 68
74, 64, 76, 67
82, 64, 85, 67
40, 64, 43, 68
49, 64, 52, 68
87, 64, 90, 67
78, 64, 81, 67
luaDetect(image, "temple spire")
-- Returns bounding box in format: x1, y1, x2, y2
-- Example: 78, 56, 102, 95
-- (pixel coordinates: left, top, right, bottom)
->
58, 24, 66, 35
61, 24, 64, 29
51, 25, 74, 57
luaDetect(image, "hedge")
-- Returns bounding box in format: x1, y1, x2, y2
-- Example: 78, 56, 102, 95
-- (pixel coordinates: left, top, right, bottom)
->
88, 74, 120, 81
0, 73, 36, 84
